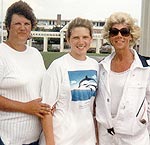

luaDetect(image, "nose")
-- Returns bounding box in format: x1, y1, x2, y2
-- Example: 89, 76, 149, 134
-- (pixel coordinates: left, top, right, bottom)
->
20, 24, 26, 29
78, 37, 84, 43
116, 31, 123, 37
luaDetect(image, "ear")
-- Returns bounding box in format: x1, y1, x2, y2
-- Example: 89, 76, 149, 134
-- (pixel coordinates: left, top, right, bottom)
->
6, 26, 10, 31
27, 34, 32, 40
90, 37, 93, 43
66, 38, 70, 46
129, 34, 133, 41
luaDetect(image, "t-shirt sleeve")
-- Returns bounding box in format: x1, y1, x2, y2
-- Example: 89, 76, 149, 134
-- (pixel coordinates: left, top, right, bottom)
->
0, 59, 4, 83
146, 70, 150, 122
41, 60, 61, 107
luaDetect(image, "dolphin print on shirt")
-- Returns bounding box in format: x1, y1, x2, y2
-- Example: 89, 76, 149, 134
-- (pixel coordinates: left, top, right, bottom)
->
78, 75, 97, 92
68, 70, 97, 101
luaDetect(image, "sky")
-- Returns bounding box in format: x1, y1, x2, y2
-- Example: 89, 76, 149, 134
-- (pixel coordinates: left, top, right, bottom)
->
1, 0, 142, 25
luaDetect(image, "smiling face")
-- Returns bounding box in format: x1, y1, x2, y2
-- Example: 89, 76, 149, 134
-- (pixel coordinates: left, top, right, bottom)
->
8, 14, 32, 43
109, 23, 132, 51
67, 27, 93, 60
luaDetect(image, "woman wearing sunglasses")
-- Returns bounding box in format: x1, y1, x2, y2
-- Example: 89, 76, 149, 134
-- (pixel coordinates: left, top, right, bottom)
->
96, 12, 150, 145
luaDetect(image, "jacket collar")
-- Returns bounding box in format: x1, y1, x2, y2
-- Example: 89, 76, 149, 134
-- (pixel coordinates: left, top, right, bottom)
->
100, 48, 144, 72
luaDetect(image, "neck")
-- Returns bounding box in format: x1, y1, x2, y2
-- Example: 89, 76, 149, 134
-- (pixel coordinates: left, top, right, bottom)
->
5, 40, 26, 51
114, 49, 133, 61
111, 49, 134, 72
69, 52, 86, 61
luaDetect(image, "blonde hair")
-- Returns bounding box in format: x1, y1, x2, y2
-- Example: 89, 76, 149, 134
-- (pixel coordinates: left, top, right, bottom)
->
66, 17, 93, 39
102, 12, 140, 47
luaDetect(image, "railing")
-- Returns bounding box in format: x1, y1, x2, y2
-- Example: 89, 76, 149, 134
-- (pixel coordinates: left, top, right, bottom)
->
1, 30, 103, 53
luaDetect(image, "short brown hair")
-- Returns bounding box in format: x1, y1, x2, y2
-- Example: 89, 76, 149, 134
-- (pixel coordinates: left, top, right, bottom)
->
5, 0, 37, 30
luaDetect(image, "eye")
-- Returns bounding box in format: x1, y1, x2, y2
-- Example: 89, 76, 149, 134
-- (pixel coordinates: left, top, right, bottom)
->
24, 22, 31, 26
120, 28, 130, 34
109, 28, 119, 36
72, 36, 79, 40
13, 22, 22, 26
83, 36, 90, 39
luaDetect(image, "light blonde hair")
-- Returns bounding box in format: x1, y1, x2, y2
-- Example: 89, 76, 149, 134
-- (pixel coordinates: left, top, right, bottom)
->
102, 12, 140, 47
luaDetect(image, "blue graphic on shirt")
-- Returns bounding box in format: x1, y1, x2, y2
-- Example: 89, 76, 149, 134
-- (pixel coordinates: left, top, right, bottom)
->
68, 70, 97, 101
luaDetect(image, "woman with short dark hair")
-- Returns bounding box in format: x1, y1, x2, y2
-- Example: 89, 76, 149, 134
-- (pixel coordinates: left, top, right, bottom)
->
0, 1, 50, 144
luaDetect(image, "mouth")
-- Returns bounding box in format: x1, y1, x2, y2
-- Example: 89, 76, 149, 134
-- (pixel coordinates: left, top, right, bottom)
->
115, 39, 125, 43
19, 33, 27, 35
77, 46, 85, 49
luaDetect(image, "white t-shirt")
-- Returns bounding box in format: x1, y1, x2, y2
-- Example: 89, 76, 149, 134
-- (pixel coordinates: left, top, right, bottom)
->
40, 53, 99, 145
109, 70, 129, 117
0, 43, 46, 145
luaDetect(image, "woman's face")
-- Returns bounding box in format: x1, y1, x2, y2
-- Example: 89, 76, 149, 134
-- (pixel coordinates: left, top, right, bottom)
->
67, 27, 92, 60
109, 23, 132, 51
8, 14, 32, 43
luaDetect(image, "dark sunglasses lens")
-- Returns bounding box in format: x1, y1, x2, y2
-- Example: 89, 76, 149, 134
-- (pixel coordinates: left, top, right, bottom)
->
109, 28, 119, 36
109, 28, 130, 37
120, 28, 130, 36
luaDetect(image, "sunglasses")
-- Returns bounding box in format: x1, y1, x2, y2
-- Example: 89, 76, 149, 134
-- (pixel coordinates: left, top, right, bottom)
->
109, 28, 130, 37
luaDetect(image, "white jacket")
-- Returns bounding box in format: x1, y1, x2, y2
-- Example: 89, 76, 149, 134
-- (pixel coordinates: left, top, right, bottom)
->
96, 49, 150, 145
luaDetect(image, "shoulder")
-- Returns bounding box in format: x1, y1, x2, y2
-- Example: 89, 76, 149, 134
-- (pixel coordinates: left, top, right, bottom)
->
27, 45, 41, 54
26, 45, 43, 59
0, 42, 5, 48
47, 54, 68, 71
51, 53, 68, 65
99, 53, 113, 65
87, 56, 99, 64
0, 43, 8, 54
137, 53, 150, 67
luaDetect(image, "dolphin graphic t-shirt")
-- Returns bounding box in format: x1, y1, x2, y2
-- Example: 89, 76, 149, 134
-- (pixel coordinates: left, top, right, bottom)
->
40, 53, 99, 145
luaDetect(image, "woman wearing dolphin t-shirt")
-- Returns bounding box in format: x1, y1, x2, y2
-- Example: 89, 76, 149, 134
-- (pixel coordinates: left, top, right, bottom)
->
39, 17, 99, 145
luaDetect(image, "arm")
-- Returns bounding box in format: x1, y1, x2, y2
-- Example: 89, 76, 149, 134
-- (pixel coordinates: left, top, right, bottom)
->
41, 114, 55, 145
40, 60, 62, 145
0, 96, 51, 118
0, 57, 51, 118
146, 70, 150, 122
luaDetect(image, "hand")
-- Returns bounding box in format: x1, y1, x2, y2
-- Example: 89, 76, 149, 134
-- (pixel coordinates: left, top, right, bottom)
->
51, 104, 56, 116
24, 98, 51, 118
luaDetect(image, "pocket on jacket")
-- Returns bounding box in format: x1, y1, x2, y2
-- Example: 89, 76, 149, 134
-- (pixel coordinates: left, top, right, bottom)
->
127, 82, 146, 95
126, 82, 147, 108
131, 116, 147, 135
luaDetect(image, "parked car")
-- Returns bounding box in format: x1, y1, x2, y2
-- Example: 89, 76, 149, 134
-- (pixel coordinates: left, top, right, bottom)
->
100, 43, 112, 53
87, 47, 96, 53
48, 44, 60, 52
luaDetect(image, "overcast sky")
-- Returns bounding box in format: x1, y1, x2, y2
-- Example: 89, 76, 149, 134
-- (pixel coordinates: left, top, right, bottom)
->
1, 0, 142, 24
